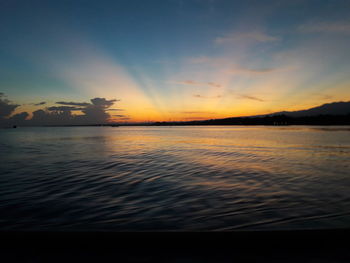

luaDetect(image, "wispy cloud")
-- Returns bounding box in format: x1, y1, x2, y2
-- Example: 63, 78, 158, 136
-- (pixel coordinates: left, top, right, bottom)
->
310, 93, 334, 100
120, 118, 131, 121
320, 94, 333, 100
181, 111, 211, 114
215, 31, 280, 44
238, 94, 265, 102
168, 110, 215, 114
173, 80, 222, 88
231, 68, 275, 74
185, 56, 290, 77
227, 66, 294, 75
226, 90, 265, 102
193, 94, 222, 99
298, 21, 350, 34
186, 56, 229, 66
107, 108, 125, 111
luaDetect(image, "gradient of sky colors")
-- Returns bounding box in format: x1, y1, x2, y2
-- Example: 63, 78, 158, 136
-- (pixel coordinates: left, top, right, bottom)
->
1, 0, 350, 123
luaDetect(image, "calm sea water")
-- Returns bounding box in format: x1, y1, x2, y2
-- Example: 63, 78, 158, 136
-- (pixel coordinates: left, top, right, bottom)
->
0, 126, 349, 231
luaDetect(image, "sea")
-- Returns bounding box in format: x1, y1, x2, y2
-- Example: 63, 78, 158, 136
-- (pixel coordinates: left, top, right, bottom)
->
0, 125, 349, 231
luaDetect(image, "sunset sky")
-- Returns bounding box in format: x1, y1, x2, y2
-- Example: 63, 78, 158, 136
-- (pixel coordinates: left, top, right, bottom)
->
1, 0, 350, 123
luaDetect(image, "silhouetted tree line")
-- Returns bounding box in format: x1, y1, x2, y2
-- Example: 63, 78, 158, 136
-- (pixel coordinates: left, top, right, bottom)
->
152, 114, 350, 126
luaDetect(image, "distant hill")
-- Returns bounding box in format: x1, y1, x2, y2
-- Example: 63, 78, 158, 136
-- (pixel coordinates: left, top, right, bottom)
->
152, 101, 350, 126
263, 101, 350, 117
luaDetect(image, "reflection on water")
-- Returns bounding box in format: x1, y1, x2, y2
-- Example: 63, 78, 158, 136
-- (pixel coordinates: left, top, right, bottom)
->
0, 126, 349, 231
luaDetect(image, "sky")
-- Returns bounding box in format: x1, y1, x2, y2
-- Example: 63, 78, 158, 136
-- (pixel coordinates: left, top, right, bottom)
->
0, 0, 350, 124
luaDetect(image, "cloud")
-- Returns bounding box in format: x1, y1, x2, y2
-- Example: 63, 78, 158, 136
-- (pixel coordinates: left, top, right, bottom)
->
215, 31, 280, 44
8, 112, 29, 123
182, 116, 210, 120
117, 117, 131, 121
0, 93, 20, 118
321, 95, 333, 100
56, 101, 90, 106
181, 111, 211, 114
90, 98, 119, 107
298, 21, 350, 34
186, 56, 228, 66
167, 110, 215, 115
0, 96, 121, 126
30, 109, 74, 125
193, 94, 222, 99
34, 102, 46, 106
227, 66, 294, 76
77, 98, 119, 124
113, 114, 126, 117
228, 67, 277, 75
227, 90, 265, 102
47, 106, 83, 111
174, 80, 222, 88
185, 56, 291, 77
207, 82, 222, 88
238, 94, 265, 102
108, 108, 125, 111
186, 56, 212, 64
310, 93, 334, 101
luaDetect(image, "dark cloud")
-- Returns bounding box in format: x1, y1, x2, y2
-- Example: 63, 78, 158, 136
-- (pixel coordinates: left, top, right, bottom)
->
81, 105, 109, 123
30, 109, 74, 125
8, 112, 29, 123
113, 114, 126, 117
34, 102, 46, 106
0, 95, 122, 127
56, 101, 90, 106
43, 97, 120, 125
108, 108, 125, 111
91, 98, 119, 107
0, 93, 20, 118
47, 106, 83, 111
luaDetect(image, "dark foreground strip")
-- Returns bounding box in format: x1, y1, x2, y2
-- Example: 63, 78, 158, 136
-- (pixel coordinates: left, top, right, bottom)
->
1, 229, 349, 262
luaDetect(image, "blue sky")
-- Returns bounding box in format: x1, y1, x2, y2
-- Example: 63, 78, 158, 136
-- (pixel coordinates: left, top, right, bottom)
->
1, 0, 350, 122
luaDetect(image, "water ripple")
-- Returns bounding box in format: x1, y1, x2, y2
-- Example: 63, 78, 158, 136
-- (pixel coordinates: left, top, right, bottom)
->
0, 126, 350, 230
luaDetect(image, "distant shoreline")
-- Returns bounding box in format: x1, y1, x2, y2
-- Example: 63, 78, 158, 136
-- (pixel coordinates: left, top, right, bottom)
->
1, 114, 350, 128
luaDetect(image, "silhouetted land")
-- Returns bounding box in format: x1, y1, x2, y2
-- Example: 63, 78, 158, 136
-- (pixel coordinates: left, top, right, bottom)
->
151, 114, 350, 126
2, 101, 350, 127
49, 101, 350, 126
151, 101, 350, 126
6, 114, 347, 127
